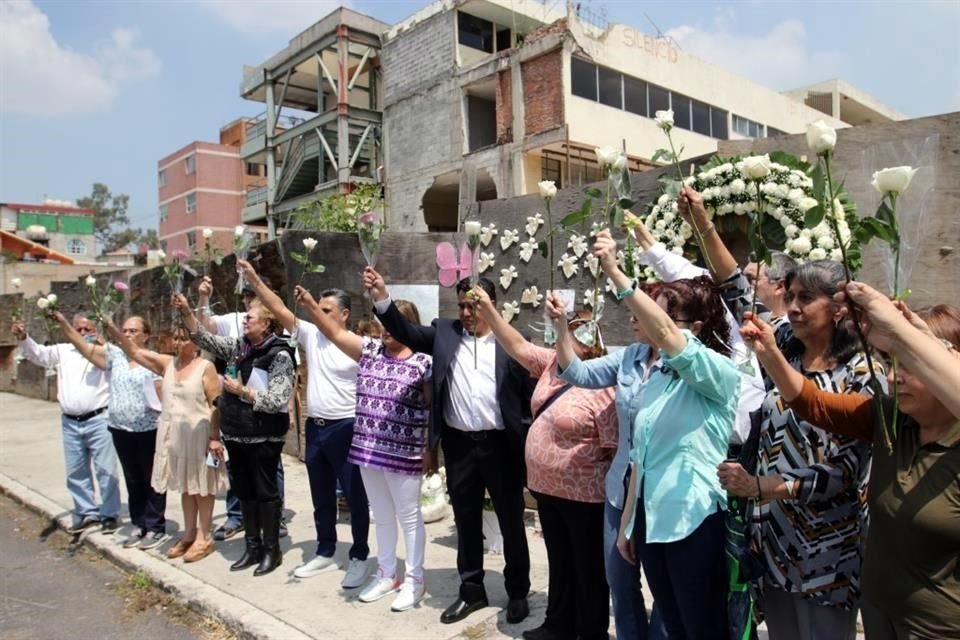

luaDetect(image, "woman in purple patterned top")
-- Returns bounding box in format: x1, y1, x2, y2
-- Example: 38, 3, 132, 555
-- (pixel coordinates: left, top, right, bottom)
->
294, 286, 432, 612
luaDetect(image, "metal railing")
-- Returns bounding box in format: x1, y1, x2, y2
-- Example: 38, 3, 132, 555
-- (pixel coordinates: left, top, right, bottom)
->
246, 186, 268, 206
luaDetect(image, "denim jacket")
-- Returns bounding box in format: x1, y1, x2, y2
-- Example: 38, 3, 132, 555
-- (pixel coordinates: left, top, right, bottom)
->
561, 331, 740, 543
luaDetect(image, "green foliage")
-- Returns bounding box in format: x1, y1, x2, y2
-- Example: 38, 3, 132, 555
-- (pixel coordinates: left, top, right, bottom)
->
289, 183, 385, 233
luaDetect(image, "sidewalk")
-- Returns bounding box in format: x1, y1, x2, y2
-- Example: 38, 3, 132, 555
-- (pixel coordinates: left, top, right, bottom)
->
0, 392, 603, 639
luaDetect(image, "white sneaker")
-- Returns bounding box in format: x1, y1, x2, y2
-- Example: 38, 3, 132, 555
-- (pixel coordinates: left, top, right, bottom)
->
341, 558, 370, 589
358, 574, 401, 603
294, 554, 339, 579
390, 580, 425, 612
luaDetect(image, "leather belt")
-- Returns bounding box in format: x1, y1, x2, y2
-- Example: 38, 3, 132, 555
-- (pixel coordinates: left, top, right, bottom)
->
63, 406, 108, 422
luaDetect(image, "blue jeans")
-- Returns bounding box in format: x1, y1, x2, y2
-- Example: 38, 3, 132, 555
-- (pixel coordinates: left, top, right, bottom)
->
61, 413, 121, 524
224, 459, 285, 523
604, 501, 667, 640
305, 417, 369, 560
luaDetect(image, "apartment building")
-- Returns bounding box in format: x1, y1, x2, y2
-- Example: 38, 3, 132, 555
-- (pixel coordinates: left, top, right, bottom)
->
0, 200, 96, 263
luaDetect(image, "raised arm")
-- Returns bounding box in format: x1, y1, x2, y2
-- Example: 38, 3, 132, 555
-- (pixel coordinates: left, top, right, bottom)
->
293, 286, 362, 362
195, 276, 220, 334
364, 266, 437, 354
174, 293, 240, 362
470, 285, 532, 369
105, 320, 169, 376
12, 320, 59, 368
53, 311, 107, 369
739, 312, 806, 400
237, 259, 296, 333
626, 210, 705, 281
546, 293, 622, 389
676, 186, 739, 281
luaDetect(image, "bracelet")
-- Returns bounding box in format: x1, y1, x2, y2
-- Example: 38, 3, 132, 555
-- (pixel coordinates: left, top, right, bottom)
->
756, 476, 763, 499
615, 286, 635, 301
702, 223, 717, 236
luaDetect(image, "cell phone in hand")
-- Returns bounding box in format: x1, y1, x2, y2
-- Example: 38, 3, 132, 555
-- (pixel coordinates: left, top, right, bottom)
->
205, 451, 221, 469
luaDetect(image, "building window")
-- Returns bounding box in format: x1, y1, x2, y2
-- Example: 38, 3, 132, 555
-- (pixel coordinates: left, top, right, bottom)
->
246, 162, 260, 176
691, 99, 711, 136
541, 157, 562, 188
458, 12, 494, 53
66, 238, 86, 255
598, 66, 622, 109
571, 57, 597, 101
186, 231, 197, 251
185, 154, 196, 174
623, 76, 647, 116
185, 193, 196, 214
767, 126, 787, 137
158, 169, 167, 188
671, 93, 692, 130
711, 107, 729, 139
648, 83, 670, 115
159, 204, 169, 222
733, 114, 764, 138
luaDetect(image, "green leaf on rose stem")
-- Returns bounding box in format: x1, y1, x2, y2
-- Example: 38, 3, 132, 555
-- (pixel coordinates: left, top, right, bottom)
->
811, 163, 826, 204
876, 200, 897, 227
663, 180, 681, 200
895, 288, 912, 301
583, 186, 603, 199
620, 167, 631, 194
858, 217, 895, 243
618, 198, 635, 210
610, 204, 624, 230
537, 240, 549, 258
804, 204, 825, 229
560, 205, 592, 228
761, 216, 787, 248
651, 149, 669, 163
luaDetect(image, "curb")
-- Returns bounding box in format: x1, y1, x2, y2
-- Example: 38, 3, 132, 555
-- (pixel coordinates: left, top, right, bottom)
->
0, 471, 315, 640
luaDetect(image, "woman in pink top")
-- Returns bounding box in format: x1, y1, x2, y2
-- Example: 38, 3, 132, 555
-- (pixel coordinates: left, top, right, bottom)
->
472, 287, 617, 640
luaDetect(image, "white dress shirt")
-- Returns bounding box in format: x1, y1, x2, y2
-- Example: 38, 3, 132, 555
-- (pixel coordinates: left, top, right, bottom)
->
293, 320, 358, 420
20, 337, 110, 416
443, 330, 503, 432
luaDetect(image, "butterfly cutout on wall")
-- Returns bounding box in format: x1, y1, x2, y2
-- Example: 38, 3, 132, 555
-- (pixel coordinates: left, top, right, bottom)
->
436, 242, 475, 288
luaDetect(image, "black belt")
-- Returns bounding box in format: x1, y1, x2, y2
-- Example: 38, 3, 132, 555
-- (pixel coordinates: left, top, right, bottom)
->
445, 426, 503, 441
63, 406, 108, 422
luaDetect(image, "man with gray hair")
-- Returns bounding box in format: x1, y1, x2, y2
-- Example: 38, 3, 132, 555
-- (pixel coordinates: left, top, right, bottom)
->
12, 312, 121, 534
744, 251, 796, 328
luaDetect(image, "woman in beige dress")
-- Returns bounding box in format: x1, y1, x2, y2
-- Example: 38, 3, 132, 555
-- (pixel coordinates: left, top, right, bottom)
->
108, 297, 227, 563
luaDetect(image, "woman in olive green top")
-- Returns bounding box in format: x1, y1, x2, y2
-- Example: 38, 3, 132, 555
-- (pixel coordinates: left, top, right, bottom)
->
738, 302, 960, 640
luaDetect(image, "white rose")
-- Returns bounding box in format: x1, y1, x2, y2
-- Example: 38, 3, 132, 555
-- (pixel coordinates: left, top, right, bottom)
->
832, 199, 846, 221
787, 188, 804, 203
654, 109, 674, 131
464, 220, 482, 237
612, 154, 627, 172
654, 219, 667, 231
720, 186, 731, 198
46, 293, 57, 305
663, 211, 676, 224
658, 194, 670, 206
838, 225, 851, 244
801, 229, 813, 238
85, 275, 97, 287
798, 197, 819, 212
831, 249, 843, 261
741, 155, 771, 180
784, 239, 795, 253
872, 166, 918, 195
806, 120, 837, 154
733, 203, 745, 215
671, 246, 684, 255
234, 225, 246, 237
792, 237, 812, 254
808, 248, 827, 261
538, 180, 557, 199
594, 146, 620, 168
730, 179, 746, 195
672, 236, 685, 248
811, 226, 825, 239
785, 224, 799, 238
817, 235, 835, 250
202, 228, 214, 239
771, 208, 783, 220
743, 201, 756, 213
11, 277, 22, 288
719, 203, 734, 215
37, 298, 49, 309
302, 237, 318, 251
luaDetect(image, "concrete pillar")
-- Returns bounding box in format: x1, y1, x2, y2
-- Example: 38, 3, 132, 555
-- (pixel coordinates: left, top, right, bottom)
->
265, 77, 277, 238
336, 24, 351, 192
509, 56, 525, 198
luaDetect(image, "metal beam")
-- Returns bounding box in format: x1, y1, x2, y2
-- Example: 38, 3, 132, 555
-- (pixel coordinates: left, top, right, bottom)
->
348, 124, 373, 168
347, 48, 372, 92
315, 53, 338, 96
274, 111, 337, 147
273, 69, 292, 134
316, 129, 338, 172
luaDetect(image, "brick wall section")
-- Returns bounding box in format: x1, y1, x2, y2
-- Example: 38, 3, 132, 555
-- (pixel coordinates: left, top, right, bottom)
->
496, 69, 513, 144
522, 49, 564, 137
522, 17, 568, 47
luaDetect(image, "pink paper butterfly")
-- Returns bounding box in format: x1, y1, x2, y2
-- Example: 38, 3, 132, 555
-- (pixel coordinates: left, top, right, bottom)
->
436, 242, 474, 288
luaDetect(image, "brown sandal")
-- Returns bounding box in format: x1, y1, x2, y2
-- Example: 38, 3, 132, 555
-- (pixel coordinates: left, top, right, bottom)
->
165, 537, 196, 559
182, 539, 215, 563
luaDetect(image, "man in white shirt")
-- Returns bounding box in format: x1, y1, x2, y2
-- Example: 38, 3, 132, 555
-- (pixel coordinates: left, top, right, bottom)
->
239, 264, 371, 591
13, 315, 121, 534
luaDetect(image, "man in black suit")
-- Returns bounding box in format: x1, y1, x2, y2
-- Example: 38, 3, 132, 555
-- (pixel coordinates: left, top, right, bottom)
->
364, 267, 534, 625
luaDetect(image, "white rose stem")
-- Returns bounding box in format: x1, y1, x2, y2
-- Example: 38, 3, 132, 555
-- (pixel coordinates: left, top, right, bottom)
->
544, 196, 557, 344
666, 133, 716, 276
751, 179, 766, 315
823, 152, 891, 447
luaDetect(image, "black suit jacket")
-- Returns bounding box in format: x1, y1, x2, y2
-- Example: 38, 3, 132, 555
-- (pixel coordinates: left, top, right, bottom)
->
375, 300, 535, 450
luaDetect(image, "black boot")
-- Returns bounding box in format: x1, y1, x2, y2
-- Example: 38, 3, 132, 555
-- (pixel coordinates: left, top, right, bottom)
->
230, 500, 261, 571
254, 499, 282, 576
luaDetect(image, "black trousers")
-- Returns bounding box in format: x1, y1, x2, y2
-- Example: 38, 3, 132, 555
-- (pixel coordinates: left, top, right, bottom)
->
224, 440, 284, 502
109, 427, 166, 534
442, 427, 531, 603
533, 491, 609, 640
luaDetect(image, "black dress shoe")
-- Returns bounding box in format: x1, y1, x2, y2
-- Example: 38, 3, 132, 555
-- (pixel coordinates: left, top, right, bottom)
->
440, 597, 489, 624
506, 597, 529, 624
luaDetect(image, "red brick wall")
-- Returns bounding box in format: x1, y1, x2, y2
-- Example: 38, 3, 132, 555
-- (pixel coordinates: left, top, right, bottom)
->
522, 49, 563, 137
496, 69, 513, 144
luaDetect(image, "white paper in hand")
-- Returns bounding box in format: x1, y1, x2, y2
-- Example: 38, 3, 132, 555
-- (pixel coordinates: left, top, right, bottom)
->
144, 377, 163, 412
247, 367, 269, 393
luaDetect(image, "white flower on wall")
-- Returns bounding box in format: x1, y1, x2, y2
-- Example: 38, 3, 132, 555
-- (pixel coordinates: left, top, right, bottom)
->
501, 301, 520, 323
518, 241, 535, 263
605, 278, 618, 296
480, 224, 498, 247
584, 254, 600, 277
568, 234, 588, 258
558, 253, 579, 279
499, 265, 518, 290
478, 252, 496, 273
583, 288, 602, 309
525, 213, 544, 237
500, 228, 520, 252
521, 286, 543, 308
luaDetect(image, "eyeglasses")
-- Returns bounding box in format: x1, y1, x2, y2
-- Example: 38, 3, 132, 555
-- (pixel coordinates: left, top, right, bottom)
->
76, 326, 96, 334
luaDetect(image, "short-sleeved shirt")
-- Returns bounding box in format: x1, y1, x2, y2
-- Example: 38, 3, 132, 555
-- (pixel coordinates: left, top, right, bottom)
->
295, 320, 359, 419
105, 344, 160, 432
347, 338, 432, 476
522, 344, 618, 503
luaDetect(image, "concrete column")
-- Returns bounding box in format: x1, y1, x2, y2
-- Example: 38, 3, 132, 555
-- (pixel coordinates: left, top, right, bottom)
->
265, 77, 277, 238
336, 25, 351, 191
510, 56, 525, 197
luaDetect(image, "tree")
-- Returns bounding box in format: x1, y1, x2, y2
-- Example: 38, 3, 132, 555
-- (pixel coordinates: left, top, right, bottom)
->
77, 183, 131, 253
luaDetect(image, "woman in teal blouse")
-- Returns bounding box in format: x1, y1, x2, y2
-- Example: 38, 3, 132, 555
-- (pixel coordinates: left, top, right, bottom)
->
549, 229, 741, 640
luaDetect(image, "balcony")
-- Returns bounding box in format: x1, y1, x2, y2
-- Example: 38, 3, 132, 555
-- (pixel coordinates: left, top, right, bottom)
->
241, 113, 305, 160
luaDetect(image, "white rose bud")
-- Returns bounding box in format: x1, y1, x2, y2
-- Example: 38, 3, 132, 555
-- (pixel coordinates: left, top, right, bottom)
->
871, 166, 918, 195
785, 224, 799, 238
234, 225, 246, 237
817, 235, 835, 250
741, 155, 772, 180
805, 120, 837, 155
654, 109, 674, 131
202, 228, 214, 239
85, 275, 97, 287
11, 277, 22, 289
538, 180, 557, 199
37, 297, 49, 309
594, 146, 620, 168
302, 237, 318, 251
464, 221, 482, 237
612, 154, 627, 172
792, 237, 812, 254
798, 197, 819, 213
46, 293, 57, 305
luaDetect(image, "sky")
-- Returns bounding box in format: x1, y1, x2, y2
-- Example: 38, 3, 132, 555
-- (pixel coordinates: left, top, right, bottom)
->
1, 0, 958, 232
